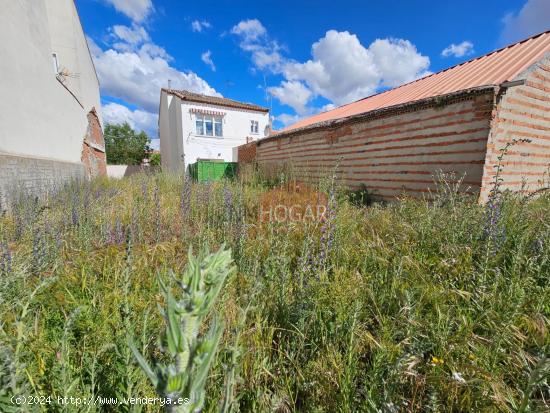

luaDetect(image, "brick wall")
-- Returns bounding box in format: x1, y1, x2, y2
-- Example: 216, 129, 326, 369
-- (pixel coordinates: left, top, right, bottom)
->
257, 91, 494, 200
237, 141, 257, 164
81, 109, 107, 178
0, 153, 85, 209
480, 57, 550, 201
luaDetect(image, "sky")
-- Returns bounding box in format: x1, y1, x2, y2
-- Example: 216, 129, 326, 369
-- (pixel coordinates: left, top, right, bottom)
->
77, 0, 550, 149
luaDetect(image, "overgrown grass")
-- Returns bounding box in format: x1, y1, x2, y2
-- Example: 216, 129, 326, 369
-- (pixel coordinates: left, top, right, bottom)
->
0, 171, 548, 412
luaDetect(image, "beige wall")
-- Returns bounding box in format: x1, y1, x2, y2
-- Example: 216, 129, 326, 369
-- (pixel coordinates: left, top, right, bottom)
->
257, 92, 494, 200
480, 56, 550, 201
0, 0, 101, 163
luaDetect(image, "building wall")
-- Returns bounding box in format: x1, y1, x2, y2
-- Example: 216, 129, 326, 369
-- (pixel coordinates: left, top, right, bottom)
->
480, 56, 550, 201
45, 0, 102, 121
0, 153, 85, 209
237, 141, 257, 164
159, 90, 270, 171
180, 102, 269, 169
159, 92, 177, 171
256, 92, 494, 200
107, 165, 160, 178
81, 109, 107, 178
0, 0, 103, 205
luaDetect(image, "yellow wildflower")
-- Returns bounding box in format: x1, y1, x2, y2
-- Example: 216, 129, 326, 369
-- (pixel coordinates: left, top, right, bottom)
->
431, 356, 444, 365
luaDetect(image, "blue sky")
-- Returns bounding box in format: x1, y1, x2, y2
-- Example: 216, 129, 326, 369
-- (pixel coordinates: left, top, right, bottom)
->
77, 0, 550, 148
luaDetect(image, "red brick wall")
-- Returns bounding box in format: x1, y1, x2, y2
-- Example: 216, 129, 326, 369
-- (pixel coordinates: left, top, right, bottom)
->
81, 109, 107, 178
237, 141, 257, 164
257, 92, 494, 200
480, 57, 550, 201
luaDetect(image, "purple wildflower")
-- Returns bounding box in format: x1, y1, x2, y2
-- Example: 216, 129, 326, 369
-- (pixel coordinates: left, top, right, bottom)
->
201, 182, 211, 206
180, 176, 191, 219
114, 217, 124, 244
224, 185, 233, 223
13, 205, 23, 240
154, 183, 161, 243
71, 190, 79, 227
532, 236, 545, 256
32, 228, 46, 274
0, 242, 11, 275
141, 179, 149, 203
318, 187, 336, 271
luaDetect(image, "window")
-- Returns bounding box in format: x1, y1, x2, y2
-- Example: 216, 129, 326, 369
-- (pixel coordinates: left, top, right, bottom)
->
195, 115, 204, 135
204, 117, 213, 136
195, 114, 223, 137
214, 118, 223, 137
250, 120, 259, 134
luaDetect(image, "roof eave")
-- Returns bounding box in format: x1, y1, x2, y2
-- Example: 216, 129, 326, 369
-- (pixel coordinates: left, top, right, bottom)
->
162, 88, 269, 113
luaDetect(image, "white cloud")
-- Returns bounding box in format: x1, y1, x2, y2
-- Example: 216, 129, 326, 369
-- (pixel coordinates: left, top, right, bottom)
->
89, 27, 220, 113
103, 0, 153, 22
191, 20, 212, 33
86, 35, 102, 57
231, 19, 284, 72
275, 30, 430, 109
201, 50, 216, 71
275, 113, 303, 128
102, 102, 157, 137
441, 41, 474, 58
110, 24, 149, 46
234, 23, 430, 116
501, 0, 550, 44
250, 46, 284, 72
89, 24, 220, 149
320, 103, 336, 112
268, 80, 313, 115
231, 19, 267, 42
369, 38, 431, 87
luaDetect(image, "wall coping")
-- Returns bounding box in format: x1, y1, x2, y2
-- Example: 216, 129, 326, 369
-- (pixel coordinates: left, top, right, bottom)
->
261, 85, 496, 145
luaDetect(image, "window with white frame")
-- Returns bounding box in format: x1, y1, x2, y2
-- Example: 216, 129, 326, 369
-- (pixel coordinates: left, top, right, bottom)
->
250, 120, 259, 134
195, 114, 223, 137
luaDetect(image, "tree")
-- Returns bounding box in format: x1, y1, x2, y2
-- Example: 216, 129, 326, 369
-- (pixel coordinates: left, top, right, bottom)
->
150, 153, 161, 166
104, 123, 150, 165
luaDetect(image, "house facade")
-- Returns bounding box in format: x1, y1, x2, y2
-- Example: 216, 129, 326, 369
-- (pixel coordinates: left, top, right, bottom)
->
159, 89, 269, 171
0, 0, 105, 207
244, 31, 550, 202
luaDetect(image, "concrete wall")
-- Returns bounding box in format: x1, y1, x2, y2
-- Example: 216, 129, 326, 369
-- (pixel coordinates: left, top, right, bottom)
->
0, 0, 102, 203
106, 165, 160, 178
256, 92, 494, 200
480, 56, 550, 201
0, 153, 85, 209
159, 90, 269, 171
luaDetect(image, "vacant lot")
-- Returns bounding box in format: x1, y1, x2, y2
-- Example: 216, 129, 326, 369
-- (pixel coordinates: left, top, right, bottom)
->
0, 173, 548, 412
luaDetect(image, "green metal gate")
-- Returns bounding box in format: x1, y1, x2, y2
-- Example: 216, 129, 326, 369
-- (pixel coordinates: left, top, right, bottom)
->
188, 160, 237, 182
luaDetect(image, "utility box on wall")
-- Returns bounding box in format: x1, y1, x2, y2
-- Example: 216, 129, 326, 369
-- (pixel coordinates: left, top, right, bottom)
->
188, 160, 237, 182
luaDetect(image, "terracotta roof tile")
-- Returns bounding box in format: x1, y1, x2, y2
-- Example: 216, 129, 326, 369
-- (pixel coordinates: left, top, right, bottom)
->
163, 89, 269, 113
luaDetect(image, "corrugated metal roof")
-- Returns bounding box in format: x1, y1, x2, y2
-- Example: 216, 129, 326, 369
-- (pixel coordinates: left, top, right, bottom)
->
282, 30, 550, 132
164, 89, 269, 112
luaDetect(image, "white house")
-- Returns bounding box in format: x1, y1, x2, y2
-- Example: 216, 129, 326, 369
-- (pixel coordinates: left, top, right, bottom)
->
159, 89, 270, 171
0, 0, 105, 206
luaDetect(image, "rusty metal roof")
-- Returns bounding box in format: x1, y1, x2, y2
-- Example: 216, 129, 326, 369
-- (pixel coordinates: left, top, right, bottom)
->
283, 30, 550, 132
163, 89, 269, 113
